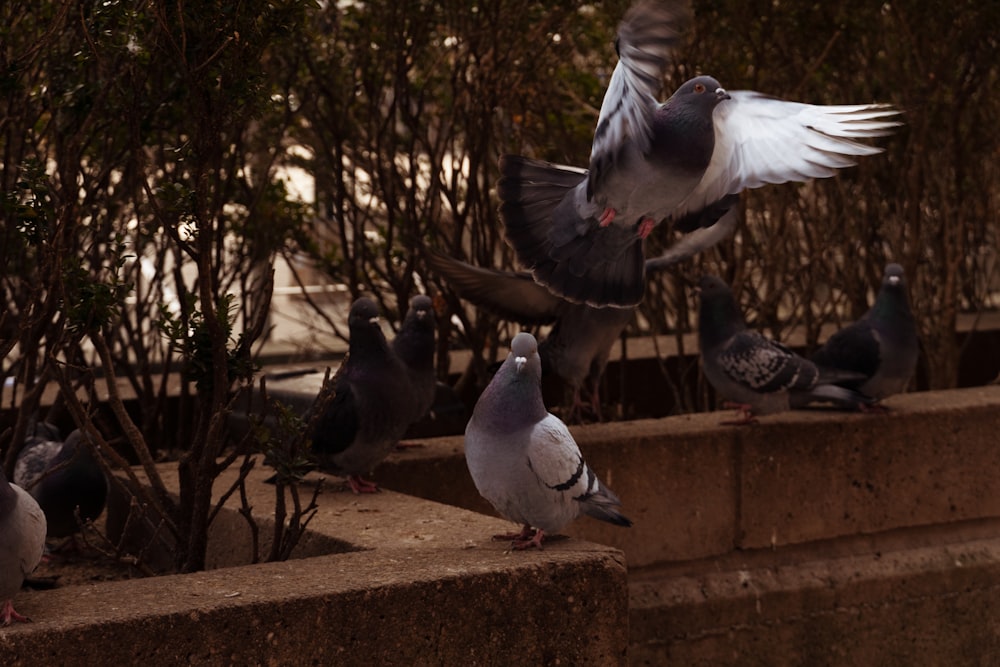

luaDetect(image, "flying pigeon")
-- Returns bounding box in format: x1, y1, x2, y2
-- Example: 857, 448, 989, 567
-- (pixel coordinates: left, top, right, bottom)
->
390, 295, 437, 425
499, 0, 901, 307
14, 426, 109, 540
312, 297, 416, 493
0, 465, 46, 625
697, 275, 872, 424
464, 332, 632, 550
426, 250, 634, 420
811, 263, 919, 405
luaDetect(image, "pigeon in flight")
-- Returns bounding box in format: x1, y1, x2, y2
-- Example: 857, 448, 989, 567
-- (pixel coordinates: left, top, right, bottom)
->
499, 0, 901, 307
0, 465, 46, 625
312, 297, 416, 493
811, 263, 919, 406
464, 332, 632, 549
697, 275, 872, 424
14, 426, 109, 540
426, 250, 634, 420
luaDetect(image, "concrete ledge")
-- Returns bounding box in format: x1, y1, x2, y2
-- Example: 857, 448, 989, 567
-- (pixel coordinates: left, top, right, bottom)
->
3, 468, 629, 665
376, 386, 1000, 567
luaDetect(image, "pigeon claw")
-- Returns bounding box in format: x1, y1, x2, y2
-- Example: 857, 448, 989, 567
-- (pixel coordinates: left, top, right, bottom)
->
598, 207, 617, 227
492, 524, 545, 550
1, 599, 32, 626
720, 402, 758, 426
347, 475, 380, 494
637, 217, 656, 239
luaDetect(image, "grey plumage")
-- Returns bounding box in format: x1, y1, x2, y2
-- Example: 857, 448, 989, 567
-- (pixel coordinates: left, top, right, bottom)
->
698, 275, 871, 424
0, 465, 46, 626
499, 0, 901, 308
14, 426, 109, 539
311, 297, 416, 493
464, 332, 631, 549
426, 251, 634, 420
811, 263, 919, 402
391, 295, 437, 424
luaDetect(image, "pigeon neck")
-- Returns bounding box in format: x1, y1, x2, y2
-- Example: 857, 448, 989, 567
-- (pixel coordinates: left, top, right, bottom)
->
477, 362, 548, 432
349, 327, 390, 360
871, 285, 913, 322
393, 325, 435, 370
652, 105, 716, 171
700, 294, 746, 347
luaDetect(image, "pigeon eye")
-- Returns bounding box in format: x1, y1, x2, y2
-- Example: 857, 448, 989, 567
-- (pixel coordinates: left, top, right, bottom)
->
694, 83, 705, 93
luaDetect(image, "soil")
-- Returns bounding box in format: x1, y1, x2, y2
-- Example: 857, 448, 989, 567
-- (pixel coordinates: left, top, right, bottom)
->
22, 522, 147, 592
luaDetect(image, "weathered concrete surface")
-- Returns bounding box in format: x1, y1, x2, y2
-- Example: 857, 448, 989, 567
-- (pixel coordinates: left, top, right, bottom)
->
378, 386, 1000, 568
629, 520, 1000, 665
3, 467, 629, 666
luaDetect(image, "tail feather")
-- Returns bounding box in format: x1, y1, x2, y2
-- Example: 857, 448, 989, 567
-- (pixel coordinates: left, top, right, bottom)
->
498, 154, 647, 308
579, 479, 633, 528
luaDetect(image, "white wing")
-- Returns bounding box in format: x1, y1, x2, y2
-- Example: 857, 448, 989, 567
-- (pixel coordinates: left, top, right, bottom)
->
525, 415, 589, 497
673, 91, 902, 219
588, 0, 686, 196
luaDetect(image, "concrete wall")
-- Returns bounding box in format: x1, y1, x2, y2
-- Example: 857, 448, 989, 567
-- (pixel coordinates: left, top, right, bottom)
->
375, 385, 1000, 664
4, 385, 1000, 664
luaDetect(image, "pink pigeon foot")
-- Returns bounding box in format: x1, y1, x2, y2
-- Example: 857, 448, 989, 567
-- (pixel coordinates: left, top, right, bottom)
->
492, 524, 545, 549
1, 599, 31, 626
720, 402, 758, 426
598, 207, 617, 227
511, 528, 546, 550
637, 217, 656, 239
347, 475, 380, 494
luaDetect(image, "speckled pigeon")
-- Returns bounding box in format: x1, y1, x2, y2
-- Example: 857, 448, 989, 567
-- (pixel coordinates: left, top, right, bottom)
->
426, 250, 634, 420
14, 426, 109, 539
0, 465, 46, 625
697, 275, 872, 424
499, 0, 901, 308
464, 332, 632, 550
312, 297, 416, 493
391, 295, 437, 424
811, 263, 919, 405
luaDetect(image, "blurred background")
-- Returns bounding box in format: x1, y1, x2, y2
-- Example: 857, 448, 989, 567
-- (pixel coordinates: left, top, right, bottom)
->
1, 0, 998, 455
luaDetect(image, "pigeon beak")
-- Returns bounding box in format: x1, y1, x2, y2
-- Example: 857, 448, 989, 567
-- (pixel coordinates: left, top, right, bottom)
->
368, 316, 379, 325
888, 276, 901, 285
515, 356, 527, 372
715, 87, 730, 101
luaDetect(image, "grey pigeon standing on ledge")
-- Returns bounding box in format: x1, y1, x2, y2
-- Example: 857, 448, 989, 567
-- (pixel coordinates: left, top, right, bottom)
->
499, 0, 901, 307
14, 426, 109, 540
426, 250, 634, 420
697, 275, 872, 424
464, 332, 632, 550
0, 465, 46, 625
391, 295, 437, 425
811, 263, 919, 405
312, 298, 415, 493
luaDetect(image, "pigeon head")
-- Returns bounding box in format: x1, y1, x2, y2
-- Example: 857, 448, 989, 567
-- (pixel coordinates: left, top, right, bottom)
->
347, 297, 390, 355
405, 295, 435, 328
673, 75, 730, 107
510, 332, 542, 377
697, 275, 747, 346
883, 263, 906, 288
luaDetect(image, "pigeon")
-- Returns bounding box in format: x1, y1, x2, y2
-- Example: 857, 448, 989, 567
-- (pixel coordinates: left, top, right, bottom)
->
426, 250, 634, 420
498, 0, 901, 308
390, 295, 437, 425
464, 332, 632, 550
697, 275, 872, 424
0, 465, 46, 625
14, 426, 109, 539
811, 263, 919, 405
311, 297, 416, 493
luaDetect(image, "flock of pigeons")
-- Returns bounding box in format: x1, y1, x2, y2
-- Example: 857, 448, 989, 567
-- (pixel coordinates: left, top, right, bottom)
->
1, 0, 914, 625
